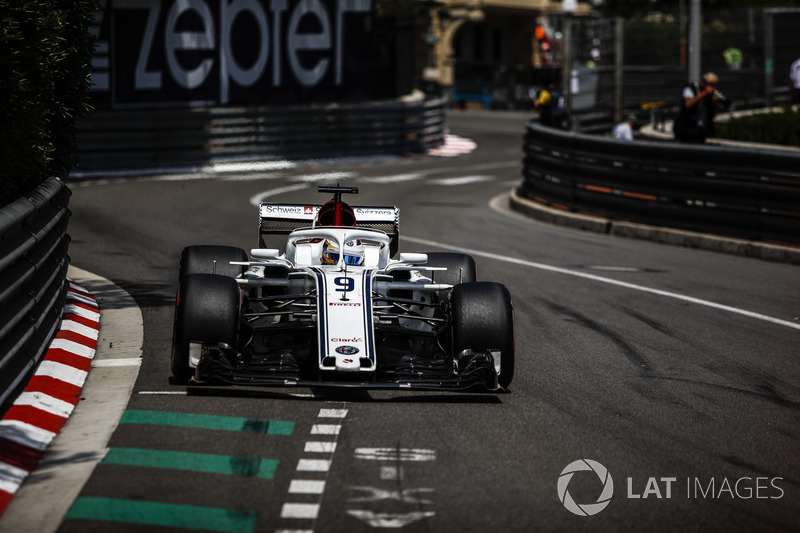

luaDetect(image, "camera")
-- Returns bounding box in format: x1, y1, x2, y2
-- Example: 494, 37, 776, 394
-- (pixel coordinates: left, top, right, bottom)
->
714, 89, 732, 110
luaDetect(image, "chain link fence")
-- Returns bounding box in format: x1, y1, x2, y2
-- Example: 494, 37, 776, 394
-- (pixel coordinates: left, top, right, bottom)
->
490, 7, 800, 120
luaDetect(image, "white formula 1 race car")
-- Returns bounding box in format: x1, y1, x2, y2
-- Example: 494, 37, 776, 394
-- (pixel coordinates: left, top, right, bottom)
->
171, 186, 514, 392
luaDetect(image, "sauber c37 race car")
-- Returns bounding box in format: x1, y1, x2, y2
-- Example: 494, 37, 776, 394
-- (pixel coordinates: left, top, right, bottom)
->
171, 186, 514, 392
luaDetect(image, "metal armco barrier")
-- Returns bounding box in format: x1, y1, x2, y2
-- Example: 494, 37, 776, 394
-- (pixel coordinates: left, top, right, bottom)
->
518, 123, 800, 246
0, 178, 71, 413
74, 97, 447, 173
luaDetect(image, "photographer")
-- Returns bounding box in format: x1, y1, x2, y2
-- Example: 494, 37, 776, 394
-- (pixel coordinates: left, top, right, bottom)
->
674, 72, 730, 143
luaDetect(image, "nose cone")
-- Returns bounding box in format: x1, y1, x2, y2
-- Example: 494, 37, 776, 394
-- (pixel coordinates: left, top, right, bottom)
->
333, 347, 362, 371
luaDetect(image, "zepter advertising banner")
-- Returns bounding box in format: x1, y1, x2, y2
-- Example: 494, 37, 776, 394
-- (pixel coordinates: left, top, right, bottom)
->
89, 0, 373, 109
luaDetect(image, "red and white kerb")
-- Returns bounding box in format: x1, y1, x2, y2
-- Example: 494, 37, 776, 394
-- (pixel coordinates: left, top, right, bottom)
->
0, 281, 99, 515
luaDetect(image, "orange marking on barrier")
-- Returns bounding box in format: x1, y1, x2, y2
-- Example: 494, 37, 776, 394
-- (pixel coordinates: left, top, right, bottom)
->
586, 185, 613, 194
623, 191, 658, 201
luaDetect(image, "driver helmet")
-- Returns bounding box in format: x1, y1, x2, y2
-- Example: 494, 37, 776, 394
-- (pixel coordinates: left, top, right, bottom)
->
322, 239, 365, 266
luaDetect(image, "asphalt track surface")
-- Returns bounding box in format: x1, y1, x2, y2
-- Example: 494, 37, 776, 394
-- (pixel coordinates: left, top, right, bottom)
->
5, 111, 800, 532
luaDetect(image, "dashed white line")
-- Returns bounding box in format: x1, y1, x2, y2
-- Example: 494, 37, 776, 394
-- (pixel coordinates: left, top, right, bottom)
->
317, 409, 348, 418
296, 459, 332, 472
289, 480, 327, 494
280, 503, 320, 519
276, 406, 348, 533
310, 424, 342, 435
305, 441, 337, 453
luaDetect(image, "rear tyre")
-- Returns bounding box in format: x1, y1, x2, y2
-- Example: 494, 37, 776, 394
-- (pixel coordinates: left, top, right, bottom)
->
179, 245, 247, 279
171, 274, 241, 383
425, 252, 477, 286
451, 282, 514, 389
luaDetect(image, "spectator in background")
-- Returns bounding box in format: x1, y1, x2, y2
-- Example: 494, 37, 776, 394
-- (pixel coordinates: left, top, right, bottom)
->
674, 72, 729, 143
612, 115, 636, 141
534, 82, 555, 126
534, 82, 568, 129
791, 57, 800, 105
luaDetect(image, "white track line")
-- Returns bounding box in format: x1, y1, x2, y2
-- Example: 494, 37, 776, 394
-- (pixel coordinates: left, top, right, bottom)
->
403, 235, 800, 331
249, 183, 310, 205
427, 175, 493, 186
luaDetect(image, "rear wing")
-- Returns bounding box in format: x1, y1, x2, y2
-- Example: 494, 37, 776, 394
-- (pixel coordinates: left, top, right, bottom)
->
259, 203, 400, 256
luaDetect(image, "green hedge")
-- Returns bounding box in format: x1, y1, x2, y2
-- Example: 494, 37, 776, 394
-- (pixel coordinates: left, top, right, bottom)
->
715, 107, 800, 147
0, 1, 95, 207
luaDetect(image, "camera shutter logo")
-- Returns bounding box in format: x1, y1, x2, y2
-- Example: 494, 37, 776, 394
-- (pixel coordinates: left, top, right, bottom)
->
557, 459, 614, 516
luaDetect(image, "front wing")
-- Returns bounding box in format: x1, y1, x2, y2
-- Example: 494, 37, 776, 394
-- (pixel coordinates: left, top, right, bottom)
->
192, 343, 502, 392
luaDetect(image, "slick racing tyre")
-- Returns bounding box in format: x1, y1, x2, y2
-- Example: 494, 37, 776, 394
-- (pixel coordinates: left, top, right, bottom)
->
179, 245, 247, 279
171, 274, 241, 383
451, 282, 514, 389
425, 252, 477, 286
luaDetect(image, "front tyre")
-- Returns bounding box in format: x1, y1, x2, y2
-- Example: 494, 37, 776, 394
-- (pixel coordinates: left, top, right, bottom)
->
171, 274, 241, 383
179, 245, 247, 279
425, 252, 477, 286
451, 282, 515, 389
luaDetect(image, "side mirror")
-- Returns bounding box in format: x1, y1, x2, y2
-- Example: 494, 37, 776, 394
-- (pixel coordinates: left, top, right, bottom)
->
251, 248, 281, 260
398, 253, 428, 264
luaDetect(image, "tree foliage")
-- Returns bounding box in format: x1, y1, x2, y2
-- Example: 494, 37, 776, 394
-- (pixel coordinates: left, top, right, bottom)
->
0, 1, 96, 207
